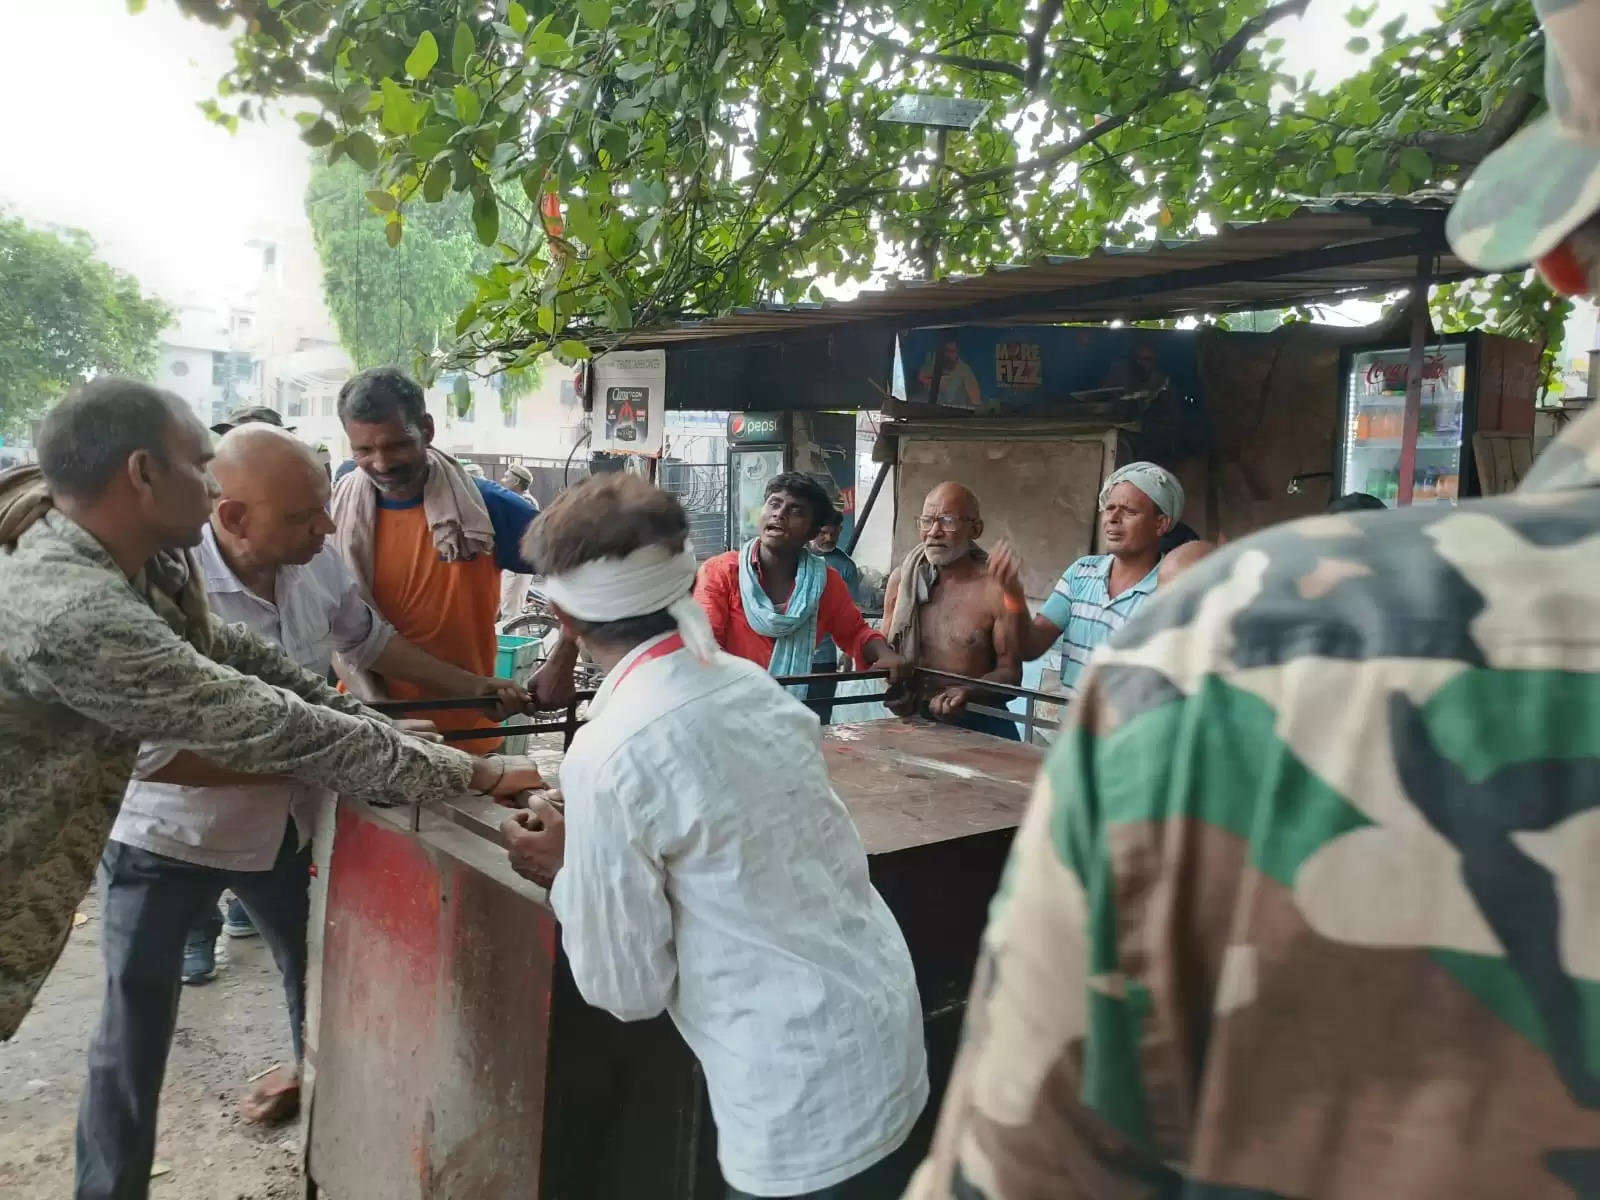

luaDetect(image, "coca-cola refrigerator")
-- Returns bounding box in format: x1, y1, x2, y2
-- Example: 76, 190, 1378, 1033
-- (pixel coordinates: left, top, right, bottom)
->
1338, 333, 1482, 508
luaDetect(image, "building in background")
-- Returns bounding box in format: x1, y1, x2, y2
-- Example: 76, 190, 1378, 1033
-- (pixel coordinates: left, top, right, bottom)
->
155, 300, 257, 429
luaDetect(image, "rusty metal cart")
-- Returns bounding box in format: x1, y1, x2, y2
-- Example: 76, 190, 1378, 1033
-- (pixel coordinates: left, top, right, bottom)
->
304, 674, 1050, 1199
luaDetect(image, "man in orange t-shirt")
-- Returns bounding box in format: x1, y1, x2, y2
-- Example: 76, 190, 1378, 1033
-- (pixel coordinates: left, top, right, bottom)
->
333, 369, 544, 750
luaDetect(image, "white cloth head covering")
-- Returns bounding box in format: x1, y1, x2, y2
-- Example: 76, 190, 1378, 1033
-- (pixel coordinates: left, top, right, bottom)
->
1099, 461, 1185, 522
541, 542, 716, 662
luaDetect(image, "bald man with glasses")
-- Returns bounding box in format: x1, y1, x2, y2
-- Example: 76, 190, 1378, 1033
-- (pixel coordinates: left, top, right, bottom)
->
881, 482, 1023, 740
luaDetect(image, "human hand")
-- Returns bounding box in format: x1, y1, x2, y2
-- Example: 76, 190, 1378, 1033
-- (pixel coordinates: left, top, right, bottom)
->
396, 719, 442, 743
928, 686, 972, 719
874, 646, 911, 687
988, 540, 1026, 599
531, 638, 579, 710
883, 682, 918, 717
477, 675, 531, 720
470, 754, 545, 799
501, 794, 566, 888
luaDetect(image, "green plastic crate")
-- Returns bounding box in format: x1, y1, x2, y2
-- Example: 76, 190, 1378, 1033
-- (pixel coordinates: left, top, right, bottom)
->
497, 635, 544, 754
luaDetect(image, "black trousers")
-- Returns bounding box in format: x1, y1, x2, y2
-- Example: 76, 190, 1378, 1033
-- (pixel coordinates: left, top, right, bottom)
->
74, 825, 310, 1200
725, 1139, 920, 1199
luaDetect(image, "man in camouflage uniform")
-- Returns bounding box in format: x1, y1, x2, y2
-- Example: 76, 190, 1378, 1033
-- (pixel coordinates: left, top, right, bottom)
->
907, 3, 1600, 1195
0, 379, 542, 1050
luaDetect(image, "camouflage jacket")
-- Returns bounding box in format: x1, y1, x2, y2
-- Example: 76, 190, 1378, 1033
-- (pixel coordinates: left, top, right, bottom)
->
908, 411, 1600, 1199
0, 511, 476, 1039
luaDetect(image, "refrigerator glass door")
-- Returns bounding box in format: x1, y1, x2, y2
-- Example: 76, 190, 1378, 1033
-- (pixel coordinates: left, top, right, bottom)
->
1342, 342, 1468, 506
730, 447, 786, 545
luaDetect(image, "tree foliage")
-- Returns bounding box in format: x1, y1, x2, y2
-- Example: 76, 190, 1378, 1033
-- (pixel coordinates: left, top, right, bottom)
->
172, 0, 1551, 377
305, 160, 538, 400
0, 210, 172, 431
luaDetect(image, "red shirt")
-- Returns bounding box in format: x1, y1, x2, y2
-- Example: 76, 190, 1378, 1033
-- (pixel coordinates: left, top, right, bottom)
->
694, 548, 884, 670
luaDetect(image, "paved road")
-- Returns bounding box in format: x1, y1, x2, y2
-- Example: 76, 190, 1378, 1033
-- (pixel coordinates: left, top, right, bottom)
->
0, 895, 303, 1199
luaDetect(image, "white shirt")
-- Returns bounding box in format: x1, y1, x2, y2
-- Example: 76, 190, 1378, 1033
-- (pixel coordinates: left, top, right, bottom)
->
550, 635, 929, 1196
112, 525, 395, 871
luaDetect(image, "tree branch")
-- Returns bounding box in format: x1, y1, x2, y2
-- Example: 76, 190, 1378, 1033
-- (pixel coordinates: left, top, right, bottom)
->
959, 0, 1313, 193
1395, 86, 1536, 167
1024, 0, 1065, 91
848, 28, 1026, 81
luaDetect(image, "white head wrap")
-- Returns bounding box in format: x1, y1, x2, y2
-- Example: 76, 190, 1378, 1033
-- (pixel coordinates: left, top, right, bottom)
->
1099, 461, 1185, 522
541, 542, 717, 662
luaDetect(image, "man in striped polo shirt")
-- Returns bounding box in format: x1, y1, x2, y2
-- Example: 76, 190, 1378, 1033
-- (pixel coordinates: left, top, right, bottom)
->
993, 462, 1183, 696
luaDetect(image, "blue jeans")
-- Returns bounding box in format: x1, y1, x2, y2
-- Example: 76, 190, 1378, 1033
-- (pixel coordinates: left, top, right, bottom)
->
75, 825, 310, 1200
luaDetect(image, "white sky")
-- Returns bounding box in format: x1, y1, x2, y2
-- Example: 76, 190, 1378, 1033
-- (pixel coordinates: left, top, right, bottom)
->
0, 0, 1435, 309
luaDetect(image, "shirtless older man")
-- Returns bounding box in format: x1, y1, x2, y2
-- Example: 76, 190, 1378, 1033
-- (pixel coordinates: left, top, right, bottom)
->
882, 482, 1021, 740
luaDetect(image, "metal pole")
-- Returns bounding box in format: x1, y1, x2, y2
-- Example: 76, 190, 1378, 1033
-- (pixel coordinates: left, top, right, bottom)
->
1396, 253, 1432, 506
845, 460, 890, 555
923, 128, 949, 281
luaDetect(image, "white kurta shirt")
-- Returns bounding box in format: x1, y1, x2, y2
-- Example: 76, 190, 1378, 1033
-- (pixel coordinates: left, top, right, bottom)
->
550, 634, 929, 1196
111, 525, 395, 871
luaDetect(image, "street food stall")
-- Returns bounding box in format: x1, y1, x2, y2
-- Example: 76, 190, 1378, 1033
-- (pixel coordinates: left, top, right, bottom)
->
304, 688, 1045, 1200
303, 197, 1539, 1196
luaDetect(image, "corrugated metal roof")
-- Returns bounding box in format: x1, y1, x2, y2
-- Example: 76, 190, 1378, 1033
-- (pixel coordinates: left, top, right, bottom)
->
614, 198, 1469, 348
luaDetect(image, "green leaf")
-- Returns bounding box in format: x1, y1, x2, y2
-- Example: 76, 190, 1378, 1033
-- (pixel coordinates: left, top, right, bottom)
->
612, 98, 647, 122
455, 302, 480, 336
559, 339, 592, 360
454, 85, 482, 123
472, 189, 500, 245
126, 0, 147, 11
578, 0, 611, 28
710, 0, 727, 28
1390, 169, 1414, 194
365, 189, 397, 211
343, 131, 379, 171
637, 212, 661, 245
301, 118, 337, 148
385, 215, 403, 247
1398, 147, 1432, 180
452, 22, 475, 74
508, 2, 529, 35
381, 78, 423, 135
537, 304, 556, 333
422, 162, 451, 202
529, 30, 569, 56
675, 0, 694, 18
1332, 144, 1357, 174
1345, 36, 1369, 54
406, 30, 440, 80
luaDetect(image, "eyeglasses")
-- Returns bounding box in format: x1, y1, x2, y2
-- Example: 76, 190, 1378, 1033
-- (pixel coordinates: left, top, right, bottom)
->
917, 515, 971, 532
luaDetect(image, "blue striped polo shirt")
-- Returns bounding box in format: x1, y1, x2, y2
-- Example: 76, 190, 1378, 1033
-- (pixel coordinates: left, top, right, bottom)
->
1038, 554, 1160, 695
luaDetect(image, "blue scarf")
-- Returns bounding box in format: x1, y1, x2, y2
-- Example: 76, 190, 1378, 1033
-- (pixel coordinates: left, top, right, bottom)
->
738, 539, 825, 696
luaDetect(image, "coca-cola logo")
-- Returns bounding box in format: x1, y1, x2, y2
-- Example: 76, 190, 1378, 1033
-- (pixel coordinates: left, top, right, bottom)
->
1365, 354, 1448, 389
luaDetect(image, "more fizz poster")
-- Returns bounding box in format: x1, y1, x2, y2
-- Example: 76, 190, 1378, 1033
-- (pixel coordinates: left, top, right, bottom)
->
592, 349, 667, 455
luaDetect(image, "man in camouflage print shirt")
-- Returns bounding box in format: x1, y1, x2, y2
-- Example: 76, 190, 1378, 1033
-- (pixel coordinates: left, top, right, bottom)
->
908, 3, 1600, 1195
0, 379, 542, 1043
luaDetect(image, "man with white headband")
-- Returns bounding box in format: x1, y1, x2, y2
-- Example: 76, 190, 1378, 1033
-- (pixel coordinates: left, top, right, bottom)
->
501, 473, 928, 1200
991, 461, 1184, 696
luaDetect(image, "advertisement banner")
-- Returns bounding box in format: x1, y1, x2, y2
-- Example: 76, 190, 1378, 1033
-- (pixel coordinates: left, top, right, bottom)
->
592, 349, 667, 455
793, 411, 856, 545
897, 325, 1202, 419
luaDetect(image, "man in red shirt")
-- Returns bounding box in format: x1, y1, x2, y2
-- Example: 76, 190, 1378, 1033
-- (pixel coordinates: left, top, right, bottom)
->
695, 473, 907, 691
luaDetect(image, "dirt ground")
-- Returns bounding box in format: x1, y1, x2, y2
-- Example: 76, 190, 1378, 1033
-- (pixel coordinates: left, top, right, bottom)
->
0, 894, 304, 1199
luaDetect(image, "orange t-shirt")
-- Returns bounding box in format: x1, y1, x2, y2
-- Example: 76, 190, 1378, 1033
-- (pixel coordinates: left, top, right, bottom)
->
372, 502, 503, 751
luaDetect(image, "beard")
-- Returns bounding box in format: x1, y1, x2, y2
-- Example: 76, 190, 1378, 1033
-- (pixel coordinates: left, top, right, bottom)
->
923, 541, 970, 566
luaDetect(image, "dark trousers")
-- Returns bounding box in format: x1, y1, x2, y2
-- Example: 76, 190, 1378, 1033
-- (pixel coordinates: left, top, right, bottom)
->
946, 705, 1022, 741
808, 658, 840, 725
75, 825, 311, 1200
725, 1140, 919, 1199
